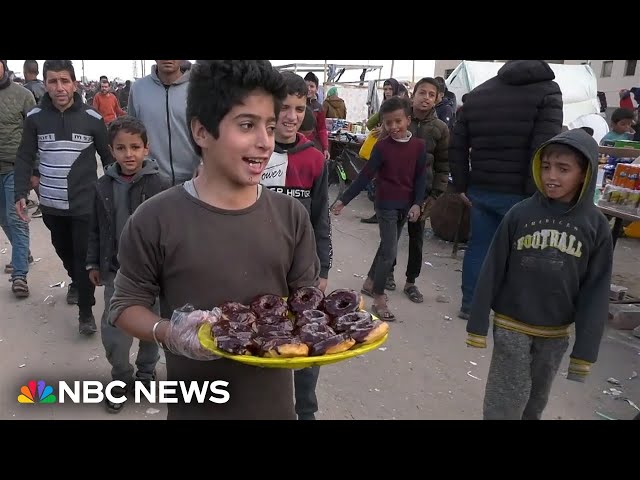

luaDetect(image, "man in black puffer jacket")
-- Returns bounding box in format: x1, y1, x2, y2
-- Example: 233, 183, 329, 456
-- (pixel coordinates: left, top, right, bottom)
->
449, 60, 563, 320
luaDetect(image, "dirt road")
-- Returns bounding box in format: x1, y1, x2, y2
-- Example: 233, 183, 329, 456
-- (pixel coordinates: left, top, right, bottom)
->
1, 188, 639, 420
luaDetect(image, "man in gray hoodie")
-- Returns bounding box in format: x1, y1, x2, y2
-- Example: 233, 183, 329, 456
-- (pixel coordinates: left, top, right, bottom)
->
128, 60, 200, 185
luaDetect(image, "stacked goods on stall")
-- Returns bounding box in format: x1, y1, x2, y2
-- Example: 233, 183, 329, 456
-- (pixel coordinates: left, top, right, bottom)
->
597, 163, 640, 216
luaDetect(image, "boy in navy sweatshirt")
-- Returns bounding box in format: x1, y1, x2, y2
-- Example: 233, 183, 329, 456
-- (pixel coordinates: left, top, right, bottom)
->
332, 96, 431, 321
466, 127, 613, 420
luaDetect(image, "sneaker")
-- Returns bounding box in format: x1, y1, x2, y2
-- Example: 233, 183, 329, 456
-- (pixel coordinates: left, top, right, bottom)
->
78, 313, 97, 335
360, 214, 378, 224
67, 283, 79, 305
26, 199, 37, 209
32, 207, 42, 218
11, 277, 29, 298
458, 308, 470, 320
105, 384, 129, 414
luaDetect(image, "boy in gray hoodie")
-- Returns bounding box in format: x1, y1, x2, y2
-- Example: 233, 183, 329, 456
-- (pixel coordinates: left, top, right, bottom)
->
86, 116, 170, 413
466, 127, 613, 420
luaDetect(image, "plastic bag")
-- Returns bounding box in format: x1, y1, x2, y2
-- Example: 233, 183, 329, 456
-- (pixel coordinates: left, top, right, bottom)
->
163, 304, 222, 361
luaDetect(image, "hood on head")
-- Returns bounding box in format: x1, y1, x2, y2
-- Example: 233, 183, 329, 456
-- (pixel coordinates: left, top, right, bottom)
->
531, 127, 599, 210
383, 78, 400, 97
498, 60, 555, 86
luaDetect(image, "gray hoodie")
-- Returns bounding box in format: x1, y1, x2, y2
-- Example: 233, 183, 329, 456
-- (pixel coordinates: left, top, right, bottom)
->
128, 65, 200, 185
468, 128, 613, 368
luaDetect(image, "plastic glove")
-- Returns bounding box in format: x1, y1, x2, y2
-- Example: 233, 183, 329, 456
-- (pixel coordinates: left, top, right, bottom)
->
163, 304, 222, 361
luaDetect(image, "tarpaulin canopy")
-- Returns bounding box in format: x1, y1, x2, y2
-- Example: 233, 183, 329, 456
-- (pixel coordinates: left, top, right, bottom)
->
445, 61, 601, 126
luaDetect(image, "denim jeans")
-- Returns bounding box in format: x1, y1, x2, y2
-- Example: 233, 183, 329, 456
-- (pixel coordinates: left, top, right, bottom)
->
461, 187, 526, 311
0, 172, 30, 280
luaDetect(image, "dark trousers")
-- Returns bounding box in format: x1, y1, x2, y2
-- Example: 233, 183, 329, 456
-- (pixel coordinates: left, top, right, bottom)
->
367, 209, 407, 295
42, 213, 95, 315
483, 327, 569, 420
294, 366, 320, 419
390, 218, 425, 283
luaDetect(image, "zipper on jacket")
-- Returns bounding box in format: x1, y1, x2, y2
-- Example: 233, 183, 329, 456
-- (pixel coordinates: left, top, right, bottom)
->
165, 86, 176, 185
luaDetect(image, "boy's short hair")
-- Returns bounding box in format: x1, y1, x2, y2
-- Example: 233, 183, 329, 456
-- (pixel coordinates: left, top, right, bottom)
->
186, 60, 287, 156
108, 115, 148, 146
611, 107, 635, 124
304, 71, 319, 88
414, 77, 441, 95
379, 96, 412, 119
281, 72, 308, 98
43, 60, 76, 82
540, 143, 589, 172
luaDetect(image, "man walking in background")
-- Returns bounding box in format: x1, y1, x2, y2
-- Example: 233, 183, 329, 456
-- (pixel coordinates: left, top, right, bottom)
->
449, 60, 563, 320
128, 60, 200, 185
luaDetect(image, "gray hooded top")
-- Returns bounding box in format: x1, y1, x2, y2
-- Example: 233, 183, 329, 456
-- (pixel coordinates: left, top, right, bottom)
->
127, 65, 200, 185
467, 127, 613, 366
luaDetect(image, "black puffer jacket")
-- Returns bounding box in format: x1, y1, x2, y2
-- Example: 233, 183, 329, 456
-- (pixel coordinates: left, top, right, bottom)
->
449, 60, 563, 196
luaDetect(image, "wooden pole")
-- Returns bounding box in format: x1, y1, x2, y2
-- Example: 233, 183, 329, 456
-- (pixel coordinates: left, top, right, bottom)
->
390, 60, 395, 78
324, 59, 328, 83
412, 60, 415, 83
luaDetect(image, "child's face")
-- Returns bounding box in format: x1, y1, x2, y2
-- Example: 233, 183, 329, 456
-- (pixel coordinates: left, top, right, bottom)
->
382, 109, 411, 140
540, 152, 586, 203
412, 82, 438, 114
383, 84, 394, 99
276, 94, 306, 143
110, 130, 149, 175
305, 81, 317, 99
613, 118, 634, 134
192, 91, 276, 187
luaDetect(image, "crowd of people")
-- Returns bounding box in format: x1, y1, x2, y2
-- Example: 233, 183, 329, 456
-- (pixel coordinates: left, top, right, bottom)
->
0, 59, 617, 420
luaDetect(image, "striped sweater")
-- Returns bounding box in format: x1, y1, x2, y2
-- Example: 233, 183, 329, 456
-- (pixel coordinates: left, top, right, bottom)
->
14, 92, 114, 216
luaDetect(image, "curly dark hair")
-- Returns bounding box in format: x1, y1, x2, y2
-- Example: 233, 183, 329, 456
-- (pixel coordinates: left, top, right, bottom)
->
379, 95, 412, 120
187, 60, 287, 156
281, 71, 308, 98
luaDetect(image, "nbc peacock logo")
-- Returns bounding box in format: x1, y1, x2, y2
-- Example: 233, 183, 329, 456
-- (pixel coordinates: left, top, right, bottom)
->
18, 380, 57, 404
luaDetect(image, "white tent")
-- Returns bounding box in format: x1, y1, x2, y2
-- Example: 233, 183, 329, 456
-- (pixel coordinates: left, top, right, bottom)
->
445, 61, 601, 126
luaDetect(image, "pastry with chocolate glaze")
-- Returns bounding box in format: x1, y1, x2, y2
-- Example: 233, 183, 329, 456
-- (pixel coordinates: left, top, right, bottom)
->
310, 333, 356, 356
334, 311, 389, 345
295, 309, 330, 328
214, 333, 258, 355
322, 288, 363, 318
219, 302, 257, 324
261, 336, 309, 358
288, 286, 324, 314
298, 323, 336, 346
251, 294, 288, 318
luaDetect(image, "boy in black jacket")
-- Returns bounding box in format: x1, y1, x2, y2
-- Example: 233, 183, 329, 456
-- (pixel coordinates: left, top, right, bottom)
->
86, 116, 170, 413
466, 127, 613, 420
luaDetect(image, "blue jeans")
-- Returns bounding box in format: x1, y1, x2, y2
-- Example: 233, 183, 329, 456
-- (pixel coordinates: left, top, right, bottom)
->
0, 172, 30, 280
461, 187, 526, 312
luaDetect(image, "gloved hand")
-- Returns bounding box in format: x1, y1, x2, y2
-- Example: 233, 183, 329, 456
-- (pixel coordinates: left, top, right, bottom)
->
163, 304, 222, 361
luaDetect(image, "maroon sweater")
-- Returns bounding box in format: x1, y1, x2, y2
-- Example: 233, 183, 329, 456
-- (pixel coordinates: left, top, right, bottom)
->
340, 135, 431, 210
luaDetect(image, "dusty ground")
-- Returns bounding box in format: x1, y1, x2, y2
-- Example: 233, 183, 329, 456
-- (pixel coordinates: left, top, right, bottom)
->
1, 178, 639, 420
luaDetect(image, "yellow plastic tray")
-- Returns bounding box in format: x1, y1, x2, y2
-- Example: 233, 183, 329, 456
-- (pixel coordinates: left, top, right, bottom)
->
197, 322, 388, 369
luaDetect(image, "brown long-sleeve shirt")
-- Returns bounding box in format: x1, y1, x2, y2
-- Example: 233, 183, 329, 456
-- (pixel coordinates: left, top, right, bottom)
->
109, 185, 320, 419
